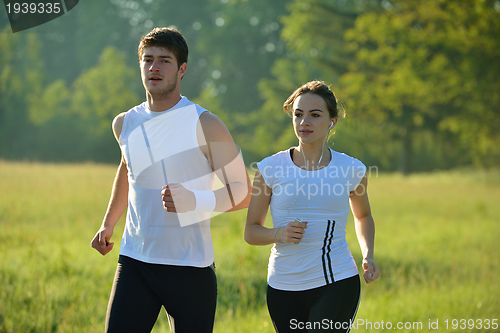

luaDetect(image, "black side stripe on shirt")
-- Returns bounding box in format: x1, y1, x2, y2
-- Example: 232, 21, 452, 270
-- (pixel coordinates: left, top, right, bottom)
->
327, 220, 335, 281
322, 220, 336, 284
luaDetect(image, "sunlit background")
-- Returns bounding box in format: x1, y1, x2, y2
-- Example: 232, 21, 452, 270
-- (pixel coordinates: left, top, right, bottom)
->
2, 0, 498, 172
1, 1, 499, 332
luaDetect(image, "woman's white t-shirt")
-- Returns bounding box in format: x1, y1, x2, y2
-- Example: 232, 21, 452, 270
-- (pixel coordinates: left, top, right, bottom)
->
257, 148, 366, 291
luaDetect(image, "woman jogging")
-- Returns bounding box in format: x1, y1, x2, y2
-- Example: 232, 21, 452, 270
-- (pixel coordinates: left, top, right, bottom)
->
244, 81, 380, 332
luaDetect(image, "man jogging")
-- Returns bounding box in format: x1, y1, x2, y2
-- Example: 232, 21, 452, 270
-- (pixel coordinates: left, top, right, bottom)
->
91, 27, 251, 333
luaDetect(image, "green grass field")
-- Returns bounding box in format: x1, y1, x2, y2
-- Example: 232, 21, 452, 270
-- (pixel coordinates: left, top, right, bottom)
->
1, 161, 499, 332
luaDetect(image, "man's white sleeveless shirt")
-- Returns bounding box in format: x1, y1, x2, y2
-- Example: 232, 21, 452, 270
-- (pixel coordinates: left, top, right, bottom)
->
118, 97, 215, 267
257, 149, 366, 291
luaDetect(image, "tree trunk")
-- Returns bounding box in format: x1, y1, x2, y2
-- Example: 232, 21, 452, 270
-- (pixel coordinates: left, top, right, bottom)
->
399, 126, 412, 175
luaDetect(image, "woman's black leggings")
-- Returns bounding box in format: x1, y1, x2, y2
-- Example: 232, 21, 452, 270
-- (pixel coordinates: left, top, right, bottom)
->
105, 255, 217, 333
267, 275, 360, 332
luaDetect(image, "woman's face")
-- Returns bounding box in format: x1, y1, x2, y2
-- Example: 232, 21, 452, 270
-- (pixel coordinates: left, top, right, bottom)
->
292, 92, 336, 145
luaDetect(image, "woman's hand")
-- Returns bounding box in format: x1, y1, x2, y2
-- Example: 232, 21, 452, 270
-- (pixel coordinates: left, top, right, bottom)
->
90, 225, 115, 256
362, 257, 380, 283
280, 220, 308, 244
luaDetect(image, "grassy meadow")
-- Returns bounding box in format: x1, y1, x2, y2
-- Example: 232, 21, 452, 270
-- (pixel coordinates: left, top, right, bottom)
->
1, 161, 499, 332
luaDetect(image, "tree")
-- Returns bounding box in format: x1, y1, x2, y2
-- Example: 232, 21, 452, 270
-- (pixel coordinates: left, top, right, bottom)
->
70, 46, 141, 137
247, 0, 374, 162
0, 27, 44, 159
32, 1, 139, 86
280, 0, 366, 81
29, 46, 141, 162
339, 0, 500, 172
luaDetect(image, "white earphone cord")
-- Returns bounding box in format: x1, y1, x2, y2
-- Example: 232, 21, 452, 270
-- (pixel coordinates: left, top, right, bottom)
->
277, 122, 332, 241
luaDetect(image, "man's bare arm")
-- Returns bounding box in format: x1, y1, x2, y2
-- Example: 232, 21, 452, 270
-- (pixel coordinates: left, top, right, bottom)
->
198, 112, 251, 212
91, 112, 129, 255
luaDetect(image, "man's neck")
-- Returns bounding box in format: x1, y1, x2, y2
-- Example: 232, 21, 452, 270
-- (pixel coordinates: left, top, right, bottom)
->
146, 94, 182, 112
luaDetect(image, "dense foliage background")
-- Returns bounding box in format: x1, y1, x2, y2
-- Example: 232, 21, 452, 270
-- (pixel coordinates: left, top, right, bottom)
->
1, 0, 499, 173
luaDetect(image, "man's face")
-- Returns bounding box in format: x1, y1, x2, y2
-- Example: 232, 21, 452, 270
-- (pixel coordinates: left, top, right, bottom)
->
140, 46, 186, 98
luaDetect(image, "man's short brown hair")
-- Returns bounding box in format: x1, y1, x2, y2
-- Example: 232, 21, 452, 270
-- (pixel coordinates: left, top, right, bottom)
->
138, 27, 188, 68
